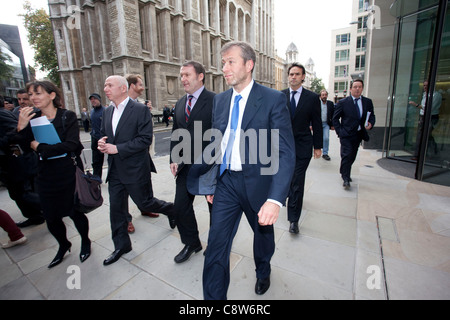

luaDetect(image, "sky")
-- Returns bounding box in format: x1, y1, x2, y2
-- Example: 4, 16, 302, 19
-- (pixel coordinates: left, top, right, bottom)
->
274, 0, 353, 88
1, 0, 353, 88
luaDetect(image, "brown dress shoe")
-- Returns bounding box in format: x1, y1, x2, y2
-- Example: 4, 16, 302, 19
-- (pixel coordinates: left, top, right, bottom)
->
127, 222, 135, 233
141, 212, 160, 218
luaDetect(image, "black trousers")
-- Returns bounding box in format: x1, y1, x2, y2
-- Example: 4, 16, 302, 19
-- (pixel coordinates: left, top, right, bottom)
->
0, 156, 42, 220
203, 171, 274, 300
108, 165, 174, 250
174, 167, 212, 247
339, 133, 363, 181
287, 156, 312, 223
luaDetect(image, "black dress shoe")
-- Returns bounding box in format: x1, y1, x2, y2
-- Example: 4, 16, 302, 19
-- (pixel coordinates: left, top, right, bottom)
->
16, 217, 45, 228
80, 240, 91, 263
48, 242, 72, 269
343, 180, 350, 190
174, 244, 202, 263
289, 222, 299, 234
255, 277, 270, 295
103, 247, 132, 266
168, 216, 176, 229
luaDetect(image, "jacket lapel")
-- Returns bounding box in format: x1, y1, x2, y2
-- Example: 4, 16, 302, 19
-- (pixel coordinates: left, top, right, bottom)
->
114, 99, 134, 140
177, 96, 188, 128
105, 105, 115, 138
216, 89, 233, 134
241, 83, 263, 130
188, 91, 207, 125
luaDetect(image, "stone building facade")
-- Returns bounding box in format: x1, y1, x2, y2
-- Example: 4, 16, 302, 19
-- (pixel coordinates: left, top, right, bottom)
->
48, 0, 276, 116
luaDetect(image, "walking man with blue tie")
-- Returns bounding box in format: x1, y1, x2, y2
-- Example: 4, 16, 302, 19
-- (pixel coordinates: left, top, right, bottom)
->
333, 79, 375, 189
201, 42, 295, 299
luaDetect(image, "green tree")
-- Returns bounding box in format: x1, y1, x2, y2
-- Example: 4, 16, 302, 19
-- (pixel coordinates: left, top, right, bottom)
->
0, 47, 15, 81
0, 47, 15, 95
310, 78, 326, 94
21, 1, 59, 85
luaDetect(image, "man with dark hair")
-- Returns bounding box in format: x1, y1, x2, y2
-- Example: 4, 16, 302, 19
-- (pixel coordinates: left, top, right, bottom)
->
126, 75, 160, 227
13, 89, 36, 119
170, 60, 215, 263
282, 63, 322, 234
333, 79, 375, 189
320, 89, 335, 161
201, 42, 295, 299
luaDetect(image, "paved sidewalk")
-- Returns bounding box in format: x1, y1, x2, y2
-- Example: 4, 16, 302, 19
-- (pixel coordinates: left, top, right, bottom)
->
1, 133, 449, 300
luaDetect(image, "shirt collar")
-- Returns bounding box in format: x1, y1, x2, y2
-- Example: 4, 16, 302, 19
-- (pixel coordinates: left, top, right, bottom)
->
112, 96, 130, 109
233, 79, 254, 102
187, 86, 205, 101
290, 86, 303, 95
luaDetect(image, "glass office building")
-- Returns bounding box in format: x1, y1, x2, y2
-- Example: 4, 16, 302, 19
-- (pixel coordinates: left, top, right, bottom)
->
385, 0, 449, 186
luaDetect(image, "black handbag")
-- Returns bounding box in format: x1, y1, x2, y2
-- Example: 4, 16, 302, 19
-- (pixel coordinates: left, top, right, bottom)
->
74, 165, 103, 213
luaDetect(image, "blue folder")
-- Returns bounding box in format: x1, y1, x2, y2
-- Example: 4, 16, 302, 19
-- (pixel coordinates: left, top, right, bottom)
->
31, 123, 67, 160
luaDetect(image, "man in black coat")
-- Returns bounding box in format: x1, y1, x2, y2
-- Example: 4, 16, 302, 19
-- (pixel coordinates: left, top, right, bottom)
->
170, 61, 215, 263
333, 79, 375, 190
99, 76, 175, 265
282, 63, 322, 234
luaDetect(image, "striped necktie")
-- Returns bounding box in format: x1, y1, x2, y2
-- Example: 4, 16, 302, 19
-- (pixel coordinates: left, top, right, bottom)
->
185, 95, 193, 122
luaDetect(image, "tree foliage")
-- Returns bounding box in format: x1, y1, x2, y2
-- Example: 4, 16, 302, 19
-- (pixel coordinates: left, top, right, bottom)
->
21, 1, 59, 85
0, 47, 15, 81
310, 78, 326, 94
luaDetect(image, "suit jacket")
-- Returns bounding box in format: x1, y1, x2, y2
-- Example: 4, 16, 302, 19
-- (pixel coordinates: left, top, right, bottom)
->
282, 87, 323, 159
191, 82, 295, 211
101, 99, 154, 184
333, 95, 376, 142
325, 100, 335, 127
170, 88, 215, 169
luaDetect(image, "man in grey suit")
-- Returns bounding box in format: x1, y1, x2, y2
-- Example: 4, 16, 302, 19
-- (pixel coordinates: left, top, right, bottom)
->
98, 75, 175, 266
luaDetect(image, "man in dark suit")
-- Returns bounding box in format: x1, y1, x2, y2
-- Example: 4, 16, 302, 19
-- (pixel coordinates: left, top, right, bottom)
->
98, 75, 175, 266
333, 79, 375, 190
201, 42, 295, 300
320, 89, 335, 161
282, 63, 322, 234
170, 61, 215, 264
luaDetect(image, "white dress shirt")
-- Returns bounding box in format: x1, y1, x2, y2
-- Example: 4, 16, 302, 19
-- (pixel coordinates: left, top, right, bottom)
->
186, 86, 205, 111
112, 97, 130, 136
289, 86, 303, 108
221, 80, 254, 172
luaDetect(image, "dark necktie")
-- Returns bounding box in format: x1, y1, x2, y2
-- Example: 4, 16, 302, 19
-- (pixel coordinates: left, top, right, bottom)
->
354, 98, 361, 119
220, 95, 242, 175
291, 91, 297, 118
185, 95, 193, 122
